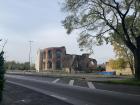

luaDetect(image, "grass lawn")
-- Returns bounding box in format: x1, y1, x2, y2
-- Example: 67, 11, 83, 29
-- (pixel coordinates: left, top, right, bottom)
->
100, 79, 140, 86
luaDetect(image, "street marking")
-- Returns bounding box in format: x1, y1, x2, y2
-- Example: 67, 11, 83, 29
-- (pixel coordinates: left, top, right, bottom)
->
52, 78, 60, 83
50, 94, 67, 100
69, 80, 74, 86
87, 82, 96, 89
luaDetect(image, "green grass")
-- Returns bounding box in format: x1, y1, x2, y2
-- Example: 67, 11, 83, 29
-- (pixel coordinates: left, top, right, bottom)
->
96, 79, 140, 86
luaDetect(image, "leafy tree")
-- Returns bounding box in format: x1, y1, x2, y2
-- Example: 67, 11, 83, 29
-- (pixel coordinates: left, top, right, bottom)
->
109, 59, 117, 69
4, 61, 35, 70
112, 40, 134, 75
62, 0, 140, 80
109, 58, 126, 70
110, 18, 138, 75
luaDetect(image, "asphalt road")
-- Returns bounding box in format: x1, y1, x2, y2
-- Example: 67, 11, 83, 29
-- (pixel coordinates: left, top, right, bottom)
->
1, 83, 72, 105
6, 74, 140, 105
6, 74, 140, 95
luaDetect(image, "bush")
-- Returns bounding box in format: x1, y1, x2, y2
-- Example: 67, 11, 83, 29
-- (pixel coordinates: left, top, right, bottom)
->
0, 51, 5, 102
96, 66, 105, 71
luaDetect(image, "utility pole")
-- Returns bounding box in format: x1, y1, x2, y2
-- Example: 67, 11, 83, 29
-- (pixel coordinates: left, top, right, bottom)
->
29, 40, 33, 70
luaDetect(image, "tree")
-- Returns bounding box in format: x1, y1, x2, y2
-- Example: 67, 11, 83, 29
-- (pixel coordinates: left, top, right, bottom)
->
62, 0, 140, 80
110, 18, 138, 75
96, 65, 105, 71
109, 59, 117, 70
112, 40, 134, 75
109, 58, 126, 70
0, 52, 4, 102
4, 61, 35, 70
0, 39, 6, 102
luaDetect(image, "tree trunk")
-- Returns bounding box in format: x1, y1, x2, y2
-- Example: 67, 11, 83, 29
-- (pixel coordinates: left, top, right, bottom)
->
134, 37, 140, 80
134, 52, 140, 80
129, 62, 134, 75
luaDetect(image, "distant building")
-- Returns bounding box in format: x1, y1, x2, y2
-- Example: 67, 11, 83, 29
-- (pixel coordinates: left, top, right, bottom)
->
35, 46, 97, 72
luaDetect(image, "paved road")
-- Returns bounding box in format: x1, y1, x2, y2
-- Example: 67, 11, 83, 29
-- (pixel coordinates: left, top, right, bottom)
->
6, 74, 140, 95
2, 83, 72, 105
6, 74, 140, 105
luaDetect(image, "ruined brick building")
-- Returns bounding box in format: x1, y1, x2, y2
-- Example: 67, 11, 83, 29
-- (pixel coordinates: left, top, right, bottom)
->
35, 46, 97, 72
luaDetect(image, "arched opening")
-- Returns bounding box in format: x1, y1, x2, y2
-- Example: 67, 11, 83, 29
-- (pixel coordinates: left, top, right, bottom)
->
56, 60, 61, 69
88, 61, 95, 67
87, 60, 95, 68
87, 59, 97, 72
47, 61, 52, 69
43, 51, 46, 59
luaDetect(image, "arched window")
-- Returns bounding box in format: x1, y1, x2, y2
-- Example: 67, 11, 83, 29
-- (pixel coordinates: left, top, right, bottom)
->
56, 50, 62, 59
48, 50, 52, 59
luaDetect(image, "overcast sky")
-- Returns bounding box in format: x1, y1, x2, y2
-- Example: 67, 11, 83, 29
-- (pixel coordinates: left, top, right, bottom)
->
0, 0, 115, 64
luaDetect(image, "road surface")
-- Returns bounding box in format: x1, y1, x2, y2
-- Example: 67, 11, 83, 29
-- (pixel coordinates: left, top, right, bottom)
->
6, 74, 140, 105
